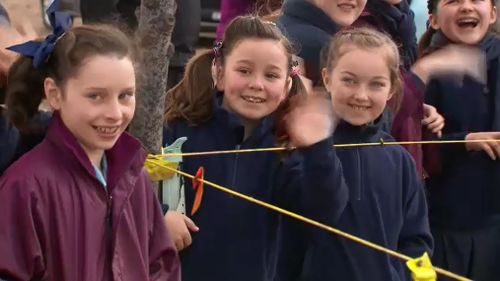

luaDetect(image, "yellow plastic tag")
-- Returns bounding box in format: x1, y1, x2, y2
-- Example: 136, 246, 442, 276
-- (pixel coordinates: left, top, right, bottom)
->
406, 252, 437, 281
145, 157, 178, 181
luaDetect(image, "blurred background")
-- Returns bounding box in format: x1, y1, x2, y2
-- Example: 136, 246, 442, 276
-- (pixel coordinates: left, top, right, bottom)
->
2, 0, 221, 46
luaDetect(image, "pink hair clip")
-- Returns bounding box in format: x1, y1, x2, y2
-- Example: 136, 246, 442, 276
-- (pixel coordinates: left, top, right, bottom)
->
213, 41, 223, 58
290, 60, 301, 77
290, 67, 301, 77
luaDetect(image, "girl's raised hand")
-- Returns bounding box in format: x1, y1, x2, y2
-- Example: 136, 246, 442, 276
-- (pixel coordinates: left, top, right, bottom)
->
412, 44, 486, 84
284, 90, 336, 148
465, 132, 500, 160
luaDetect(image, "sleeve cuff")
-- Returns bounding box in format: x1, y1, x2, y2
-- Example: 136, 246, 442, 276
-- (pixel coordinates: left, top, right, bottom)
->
298, 137, 335, 169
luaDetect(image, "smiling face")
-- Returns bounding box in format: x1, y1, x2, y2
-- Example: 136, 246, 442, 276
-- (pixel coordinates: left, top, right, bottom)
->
45, 55, 136, 165
311, 0, 368, 26
323, 46, 394, 126
430, 0, 497, 45
217, 38, 290, 125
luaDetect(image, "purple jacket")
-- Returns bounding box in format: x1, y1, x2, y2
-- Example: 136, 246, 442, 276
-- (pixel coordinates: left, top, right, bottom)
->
0, 113, 181, 281
392, 71, 426, 176
216, 0, 255, 40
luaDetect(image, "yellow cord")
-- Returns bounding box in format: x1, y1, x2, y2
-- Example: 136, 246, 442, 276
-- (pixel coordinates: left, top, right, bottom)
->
152, 159, 472, 281
162, 139, 500, 158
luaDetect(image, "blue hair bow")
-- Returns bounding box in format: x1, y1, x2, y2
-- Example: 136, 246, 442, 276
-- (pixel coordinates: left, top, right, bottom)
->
7, 0, 73, 68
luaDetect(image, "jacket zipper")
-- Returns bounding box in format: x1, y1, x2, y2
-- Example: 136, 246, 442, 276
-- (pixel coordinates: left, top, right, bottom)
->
231, 144, 241, 188
107, 194, 113, 227
355, 148, 362, 201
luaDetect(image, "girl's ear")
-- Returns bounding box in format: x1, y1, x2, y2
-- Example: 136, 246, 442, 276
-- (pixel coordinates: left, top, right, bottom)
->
322, 67, 331, 88
44, 78, 63, 110
387, 89, 395, 101
489, 5, 498, 25
213, 60, 224, 91
429, 14, 440, 30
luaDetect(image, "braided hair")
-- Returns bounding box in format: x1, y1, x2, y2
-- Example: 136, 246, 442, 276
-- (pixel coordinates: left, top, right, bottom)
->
427, 0, 437, 14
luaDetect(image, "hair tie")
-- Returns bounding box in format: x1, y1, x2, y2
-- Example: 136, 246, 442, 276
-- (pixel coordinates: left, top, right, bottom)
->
213, 41, 223, 58
7, 0, 73, 68
290, 60, 300, 77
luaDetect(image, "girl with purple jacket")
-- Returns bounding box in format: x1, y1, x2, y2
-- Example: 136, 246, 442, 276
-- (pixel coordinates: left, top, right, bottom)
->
0, 15, 180, 281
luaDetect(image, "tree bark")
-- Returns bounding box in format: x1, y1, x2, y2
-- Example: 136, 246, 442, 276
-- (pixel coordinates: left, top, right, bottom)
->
129, 0, 176, 153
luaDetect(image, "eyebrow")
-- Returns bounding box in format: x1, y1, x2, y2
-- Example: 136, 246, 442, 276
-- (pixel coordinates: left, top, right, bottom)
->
235, 59, 254, 65
341, 71, 389, 80
84, 86, 135, 91
236, 60, 283, 71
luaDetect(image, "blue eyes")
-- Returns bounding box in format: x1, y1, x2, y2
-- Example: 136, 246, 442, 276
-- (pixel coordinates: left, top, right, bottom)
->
342, 78, 356, 85
341, 77, 386, 89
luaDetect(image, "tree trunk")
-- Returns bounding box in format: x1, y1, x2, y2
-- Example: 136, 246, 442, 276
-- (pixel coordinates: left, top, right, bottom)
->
129, 0, 176, 154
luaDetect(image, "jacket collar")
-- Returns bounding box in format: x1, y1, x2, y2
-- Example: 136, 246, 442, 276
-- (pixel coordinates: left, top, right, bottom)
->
333, 116, 386, 144
46, 111, 146, 190
211, 92, 276, 146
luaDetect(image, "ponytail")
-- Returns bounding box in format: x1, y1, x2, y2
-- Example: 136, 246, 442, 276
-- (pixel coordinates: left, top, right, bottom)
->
418, 27, 438, 57
164, 49, 215, 125
274, 73, 306, 148
5, 56, 46, 133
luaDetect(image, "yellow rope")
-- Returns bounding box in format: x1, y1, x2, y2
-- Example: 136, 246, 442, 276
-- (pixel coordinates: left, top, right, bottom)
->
154, 160, 472, 281
162, 139, 500, 157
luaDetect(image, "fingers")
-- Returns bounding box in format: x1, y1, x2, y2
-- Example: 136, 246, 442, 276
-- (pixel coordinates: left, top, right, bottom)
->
455, 46, 486, 84
422, 104, 438, 125
481, 142, 497, 160
430, 45, 486, 84
437, 130, 442, 139
426, 117, 445, 132
173, 225, 194, 251
422, 114, 438, 126
181, 230, 193, 250
184, 215, 200, 232
422, 104, 445, 136
179, 217, 196, 250
489, 140, 500, 160
174, 237, 185, 251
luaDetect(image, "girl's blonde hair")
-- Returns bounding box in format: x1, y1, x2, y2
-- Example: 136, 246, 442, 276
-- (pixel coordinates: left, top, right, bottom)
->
323, 27, 404, 113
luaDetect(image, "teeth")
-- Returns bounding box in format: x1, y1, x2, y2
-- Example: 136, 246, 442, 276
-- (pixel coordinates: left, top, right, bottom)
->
338, 4, 355, 9
457, 18, 479, 27
458, 19, 478, 23
242, 96, 265, 104
350, 105, 368, 111
96, 126, 119, 134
